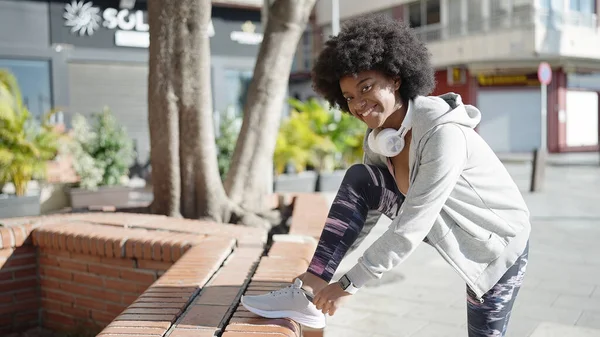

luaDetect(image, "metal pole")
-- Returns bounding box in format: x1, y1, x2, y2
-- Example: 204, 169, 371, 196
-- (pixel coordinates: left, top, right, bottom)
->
541, 83, 548, 152
332, 0, 340, 35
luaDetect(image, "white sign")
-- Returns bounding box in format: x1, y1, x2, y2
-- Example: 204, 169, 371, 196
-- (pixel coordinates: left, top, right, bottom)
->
64, 1, 148, 37
64, 1, 260, 48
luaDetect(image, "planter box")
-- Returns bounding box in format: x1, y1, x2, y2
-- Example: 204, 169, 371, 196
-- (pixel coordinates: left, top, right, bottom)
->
0, 194, 41, 218
317, 169, 347, 192
273, 171, 318, 193
69, 185, 132, 209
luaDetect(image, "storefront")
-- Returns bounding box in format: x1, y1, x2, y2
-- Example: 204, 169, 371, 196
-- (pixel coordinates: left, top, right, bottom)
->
0, 0, 264, 162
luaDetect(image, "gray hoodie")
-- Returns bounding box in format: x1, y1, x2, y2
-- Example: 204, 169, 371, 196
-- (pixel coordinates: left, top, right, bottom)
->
345, 93, 531, 299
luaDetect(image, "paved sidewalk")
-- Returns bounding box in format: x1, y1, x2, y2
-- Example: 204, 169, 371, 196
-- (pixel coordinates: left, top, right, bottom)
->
322, 163, 600, 337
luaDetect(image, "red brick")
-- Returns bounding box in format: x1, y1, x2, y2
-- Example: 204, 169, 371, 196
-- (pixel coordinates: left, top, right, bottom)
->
107, 320, 171, 329
105, 278, 139, 294
61, 303, 88, 318
0, 299, 37, 315
0, 278, 37, 292
169, 329, 218, 337
121, 294, 140, 305
0, 270, 12, 281
13, 268, 37, 279
10, 227, 27, 247
120, 269, 156, 284
92, 310, 118, 325
177, 305, 229, 329
226, 321, 299, 337
40, 277, 61, 290
71, 252, 101, 263
43, 311, 75, 326
42, 289, 75, 304
194, 286, 241, 306
114, 313, 176, 322
41, 298, 62, 312
0, 229, 15, 248
14, 289, 38, 301
59, 282, 94, 297
73, 272, 104, 288
40, 266, 72, 282
58, 259, 88, 272
2, 255, 36, 268
0, 294, 13, 304
99, 326, 167, 336
88, 263, 121, 278
102, 256, 136, 267
122, 307, 181, 315
136, 260, 172, 271
105, 302, 127, 315
75, 296, 107, 311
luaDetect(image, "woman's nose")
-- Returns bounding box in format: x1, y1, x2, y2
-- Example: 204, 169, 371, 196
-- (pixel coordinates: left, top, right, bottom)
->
354, 99, 367, 111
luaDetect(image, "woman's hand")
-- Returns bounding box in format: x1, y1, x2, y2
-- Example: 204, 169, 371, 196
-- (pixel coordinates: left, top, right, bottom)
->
313, 282, 352, 316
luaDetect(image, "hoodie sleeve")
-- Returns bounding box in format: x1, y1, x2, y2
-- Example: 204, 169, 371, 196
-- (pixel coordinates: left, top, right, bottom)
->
345, 124, 467, 287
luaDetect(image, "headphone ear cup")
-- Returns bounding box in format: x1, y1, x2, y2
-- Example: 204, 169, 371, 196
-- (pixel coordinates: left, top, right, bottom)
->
367, 130, 380, 154
376, 128, 405, 157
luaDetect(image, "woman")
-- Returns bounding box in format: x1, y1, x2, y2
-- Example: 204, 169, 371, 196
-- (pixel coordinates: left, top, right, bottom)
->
242, 14, 530, 337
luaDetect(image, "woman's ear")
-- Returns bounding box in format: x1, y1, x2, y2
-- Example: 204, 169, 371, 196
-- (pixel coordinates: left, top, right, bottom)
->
393, 78, 401, 91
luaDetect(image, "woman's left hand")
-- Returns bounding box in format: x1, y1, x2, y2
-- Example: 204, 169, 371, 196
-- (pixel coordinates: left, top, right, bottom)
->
313, 282, 352, 316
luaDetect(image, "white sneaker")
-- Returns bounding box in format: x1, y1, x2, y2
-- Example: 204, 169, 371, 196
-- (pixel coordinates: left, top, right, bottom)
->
240, 278, 327, 329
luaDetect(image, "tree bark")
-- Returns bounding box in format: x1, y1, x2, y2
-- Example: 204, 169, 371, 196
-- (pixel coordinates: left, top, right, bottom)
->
147, 0, 181, 217
225, 0, 317, 212
185, 0, 232, 222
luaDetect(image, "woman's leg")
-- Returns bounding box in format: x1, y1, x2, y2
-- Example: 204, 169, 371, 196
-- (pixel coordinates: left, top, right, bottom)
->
467, 242, 529, 337
301, 163, 403, 294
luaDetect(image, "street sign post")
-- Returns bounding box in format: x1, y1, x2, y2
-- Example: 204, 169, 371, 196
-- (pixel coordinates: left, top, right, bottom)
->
531, 62, 552, 192
538, 62, 552, 152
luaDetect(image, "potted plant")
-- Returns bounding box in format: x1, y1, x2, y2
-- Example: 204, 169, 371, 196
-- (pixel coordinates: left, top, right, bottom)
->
287, 97, 366, 192
0, 69, 61, 217
67, 108, 135, 209
272, 103, 333, 193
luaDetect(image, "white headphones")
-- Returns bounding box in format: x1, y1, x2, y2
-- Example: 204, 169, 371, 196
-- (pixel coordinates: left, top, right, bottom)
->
367, 101, 413, 157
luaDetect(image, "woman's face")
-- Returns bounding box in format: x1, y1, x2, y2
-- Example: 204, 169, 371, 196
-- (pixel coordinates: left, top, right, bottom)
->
339, 70, 402, 129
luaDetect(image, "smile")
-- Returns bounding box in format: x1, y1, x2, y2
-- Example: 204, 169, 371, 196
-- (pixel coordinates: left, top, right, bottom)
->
361, 104, 377, 117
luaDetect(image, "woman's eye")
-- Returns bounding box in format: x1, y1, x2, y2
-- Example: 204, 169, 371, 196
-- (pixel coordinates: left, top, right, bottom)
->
362, 85, 372, 92
345, 97, 352, 102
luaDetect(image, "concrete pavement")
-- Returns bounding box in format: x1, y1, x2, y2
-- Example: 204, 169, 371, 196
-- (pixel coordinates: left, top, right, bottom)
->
322, 163, 600, 337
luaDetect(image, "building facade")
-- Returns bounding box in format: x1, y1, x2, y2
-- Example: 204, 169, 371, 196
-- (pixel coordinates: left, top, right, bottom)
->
0, 0, 265, 162
309, 0, 600, 153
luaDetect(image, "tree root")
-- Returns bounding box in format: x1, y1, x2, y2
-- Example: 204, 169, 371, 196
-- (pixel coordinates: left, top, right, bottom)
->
225, 201, 281, 230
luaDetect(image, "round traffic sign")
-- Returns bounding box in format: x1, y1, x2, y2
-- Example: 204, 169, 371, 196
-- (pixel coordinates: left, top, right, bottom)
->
538, 62, 552, 85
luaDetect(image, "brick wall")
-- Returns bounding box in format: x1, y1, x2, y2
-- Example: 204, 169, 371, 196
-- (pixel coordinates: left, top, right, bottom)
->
0, 224, 39, 335
38, 248, 171, 332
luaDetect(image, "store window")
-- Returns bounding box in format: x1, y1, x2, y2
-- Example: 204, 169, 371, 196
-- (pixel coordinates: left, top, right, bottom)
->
447, 0, 463, 36
467, 0, 483, 32
0, 59, 52, 120
224, 69, 253, 117
570, 0, 595, 11
407, 0, 441, 28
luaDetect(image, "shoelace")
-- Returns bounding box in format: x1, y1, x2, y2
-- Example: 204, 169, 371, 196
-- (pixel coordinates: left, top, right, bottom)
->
269, 286, 293, 297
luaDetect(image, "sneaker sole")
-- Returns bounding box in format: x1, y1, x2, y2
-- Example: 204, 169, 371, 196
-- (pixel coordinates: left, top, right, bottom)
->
240, 296, 326, 329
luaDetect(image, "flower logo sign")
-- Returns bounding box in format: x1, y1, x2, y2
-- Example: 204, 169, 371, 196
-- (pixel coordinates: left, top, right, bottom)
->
63, 1, 102, 36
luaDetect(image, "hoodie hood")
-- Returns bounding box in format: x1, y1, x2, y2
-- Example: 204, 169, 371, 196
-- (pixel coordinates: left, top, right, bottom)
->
410, 92, 481, 144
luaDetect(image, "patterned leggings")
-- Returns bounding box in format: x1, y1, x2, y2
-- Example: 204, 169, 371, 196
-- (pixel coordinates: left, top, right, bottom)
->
306, 164, 529, 337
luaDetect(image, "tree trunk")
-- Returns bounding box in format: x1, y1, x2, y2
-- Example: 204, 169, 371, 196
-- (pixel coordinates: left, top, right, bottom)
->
225, 0, 316, 212
183, 0, 232, 222
148, 0, 230, 221
147, 0, 181, 217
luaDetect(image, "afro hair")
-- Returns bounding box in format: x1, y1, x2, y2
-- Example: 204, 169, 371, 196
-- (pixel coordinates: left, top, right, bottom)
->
312, 14, 436, 113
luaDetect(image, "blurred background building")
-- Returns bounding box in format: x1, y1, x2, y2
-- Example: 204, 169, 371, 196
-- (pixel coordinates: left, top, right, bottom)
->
1, 0, 599, 157
0, 0, 265, 163
291, 0, 600, 154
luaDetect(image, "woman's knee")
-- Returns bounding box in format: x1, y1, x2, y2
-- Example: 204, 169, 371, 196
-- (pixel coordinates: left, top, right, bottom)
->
342, 164, 372, 187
